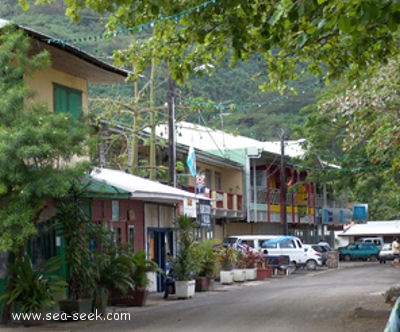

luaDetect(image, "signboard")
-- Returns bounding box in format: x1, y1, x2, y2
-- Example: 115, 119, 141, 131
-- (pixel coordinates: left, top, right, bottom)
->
199, 199, 211, 228
353, 204, 368, 219
182, 198, 197, 218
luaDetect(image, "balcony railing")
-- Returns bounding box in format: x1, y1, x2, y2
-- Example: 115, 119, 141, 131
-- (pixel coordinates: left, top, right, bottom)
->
182, 186, 243, 213
250, 187, 347, 209
212, 190, 243, 212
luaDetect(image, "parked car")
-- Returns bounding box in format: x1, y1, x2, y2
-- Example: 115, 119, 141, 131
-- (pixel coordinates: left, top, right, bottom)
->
303, 244, 324, 270
338, 243, 380, 261
261, 235, 312, 269
379, 243, 394, 264
311, 244, 330, 265
222, 234, 278, 252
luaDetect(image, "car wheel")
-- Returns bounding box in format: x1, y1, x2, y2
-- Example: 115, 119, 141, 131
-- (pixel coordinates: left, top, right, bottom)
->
344, 254, 351, 262
306, 259, 317, 271
369, 255, 377, 262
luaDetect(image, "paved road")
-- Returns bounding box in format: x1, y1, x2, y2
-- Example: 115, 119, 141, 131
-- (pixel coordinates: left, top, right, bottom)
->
2, 262, 398, 331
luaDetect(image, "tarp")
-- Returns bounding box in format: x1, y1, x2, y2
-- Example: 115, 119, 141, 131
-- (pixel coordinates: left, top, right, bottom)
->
90, 167, 198, 203
263, 236, 294, 245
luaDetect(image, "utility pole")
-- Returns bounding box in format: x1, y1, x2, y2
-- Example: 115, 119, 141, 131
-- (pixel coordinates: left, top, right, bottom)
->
279, 129, 288, 235
167, 73, 176, 187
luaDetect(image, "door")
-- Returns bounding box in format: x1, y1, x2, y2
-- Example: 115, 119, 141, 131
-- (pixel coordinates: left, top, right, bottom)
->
148, 228, 173, 292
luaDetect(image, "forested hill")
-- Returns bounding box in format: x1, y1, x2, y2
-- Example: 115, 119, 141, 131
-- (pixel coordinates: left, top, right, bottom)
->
0, 0, 319, 140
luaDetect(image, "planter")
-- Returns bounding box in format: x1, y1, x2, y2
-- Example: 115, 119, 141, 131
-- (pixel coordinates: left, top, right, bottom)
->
175, 280, 196, 299
195, 277, 214, 292
109, 288, 148, 306
244, 268, 257, 281
58, 298, 93, 319
219, 270, 234, 284
146, 272, 157, 292
93, 287, 108, 315
256, 268, 273, 280
233, 269, 246, 282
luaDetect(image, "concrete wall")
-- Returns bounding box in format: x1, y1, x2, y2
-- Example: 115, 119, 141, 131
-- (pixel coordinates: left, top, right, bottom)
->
24, 67, 88, 113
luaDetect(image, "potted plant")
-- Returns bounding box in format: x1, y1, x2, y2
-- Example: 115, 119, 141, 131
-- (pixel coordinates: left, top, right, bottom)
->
233, 250, 246, 282
216, 247, 237, 284
92, 227, 134, 313
244, 249, 263, 281
194, 239, 219, 292
56, 191, 97, 317
109, 250, 160, 306
0, 255, 66, 326
171, 215, 199, 299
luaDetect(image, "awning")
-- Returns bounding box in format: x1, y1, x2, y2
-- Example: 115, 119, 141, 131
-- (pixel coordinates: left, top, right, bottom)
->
90, 167, 198, 203
79, 176, 131, 198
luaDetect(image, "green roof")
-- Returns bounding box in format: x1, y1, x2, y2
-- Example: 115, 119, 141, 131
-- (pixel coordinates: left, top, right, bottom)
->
80, 176, 131, 198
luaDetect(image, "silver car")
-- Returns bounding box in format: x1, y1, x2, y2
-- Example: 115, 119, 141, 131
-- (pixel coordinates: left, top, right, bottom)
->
379, 243, 394, 264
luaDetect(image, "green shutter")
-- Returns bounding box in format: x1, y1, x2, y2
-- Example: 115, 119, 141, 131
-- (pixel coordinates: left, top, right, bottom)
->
54, 84, 68, 114
53, 83, 82, 118
69, 88, 82, 118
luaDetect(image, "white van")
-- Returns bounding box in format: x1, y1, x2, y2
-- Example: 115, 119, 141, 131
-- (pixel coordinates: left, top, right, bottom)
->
222, 234, 278, 252
260, 235, 311, 268
356, 237, 384, 250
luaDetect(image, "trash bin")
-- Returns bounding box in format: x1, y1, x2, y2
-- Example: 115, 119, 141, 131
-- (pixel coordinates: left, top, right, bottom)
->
326, 251, 339, 268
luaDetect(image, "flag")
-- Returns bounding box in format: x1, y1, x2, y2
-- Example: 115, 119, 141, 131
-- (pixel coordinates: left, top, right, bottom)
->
186, 145, 196, 177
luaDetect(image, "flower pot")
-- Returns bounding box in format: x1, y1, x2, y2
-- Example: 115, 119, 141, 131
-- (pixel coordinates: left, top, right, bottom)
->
245, 268, 257, 281
93, 287, 108, 315
233, 269, 246, 282
109, 288, 148, 306
256, 268, 272, 280
175, 280, 195, 299
58, 298, 93, 319
195, 277, 214, 292
220, 270, 234, 284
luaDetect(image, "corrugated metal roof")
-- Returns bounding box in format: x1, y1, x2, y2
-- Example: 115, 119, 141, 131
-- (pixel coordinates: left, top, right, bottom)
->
90, 167, 199, 203
339, 221, 400, 237
148, 121, 306, 159
0, 18, 130, 83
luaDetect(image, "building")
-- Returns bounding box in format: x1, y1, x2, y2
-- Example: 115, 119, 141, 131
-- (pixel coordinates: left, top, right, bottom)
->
152, 121, 352, 242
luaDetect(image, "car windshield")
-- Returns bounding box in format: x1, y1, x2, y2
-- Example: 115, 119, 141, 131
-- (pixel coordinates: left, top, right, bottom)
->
222, 237, 238, 245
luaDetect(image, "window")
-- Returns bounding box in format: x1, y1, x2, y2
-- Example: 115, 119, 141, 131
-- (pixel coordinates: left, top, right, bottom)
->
128, 225, 135, 252
111, 200, 119, 221
204, 169, 212, 188
215, 172, 222, 190
53, 83, 82, 118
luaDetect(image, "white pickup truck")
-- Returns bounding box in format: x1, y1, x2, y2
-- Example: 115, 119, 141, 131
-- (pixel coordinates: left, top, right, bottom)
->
261, 235, 322, 270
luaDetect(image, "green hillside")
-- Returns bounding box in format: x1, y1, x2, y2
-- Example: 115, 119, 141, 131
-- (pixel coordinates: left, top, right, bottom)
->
0, 0, 318, 140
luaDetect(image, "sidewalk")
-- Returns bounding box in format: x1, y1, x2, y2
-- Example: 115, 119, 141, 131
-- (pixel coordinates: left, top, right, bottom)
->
0, 278, 271, 331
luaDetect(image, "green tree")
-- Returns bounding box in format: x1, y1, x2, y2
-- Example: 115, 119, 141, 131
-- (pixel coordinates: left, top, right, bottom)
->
0, 24, 90, 253
294, 58, 400, 220
24, 0, 400, 88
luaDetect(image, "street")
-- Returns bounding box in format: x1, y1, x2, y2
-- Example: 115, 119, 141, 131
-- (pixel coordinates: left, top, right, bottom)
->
73, 262, 398, 331
2, 262, 398, 332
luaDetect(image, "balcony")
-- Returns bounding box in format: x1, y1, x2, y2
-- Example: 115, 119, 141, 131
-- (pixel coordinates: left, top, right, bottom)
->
182, 186, 244, 219
249, 187, 348, 210
211, 190, 243, 218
